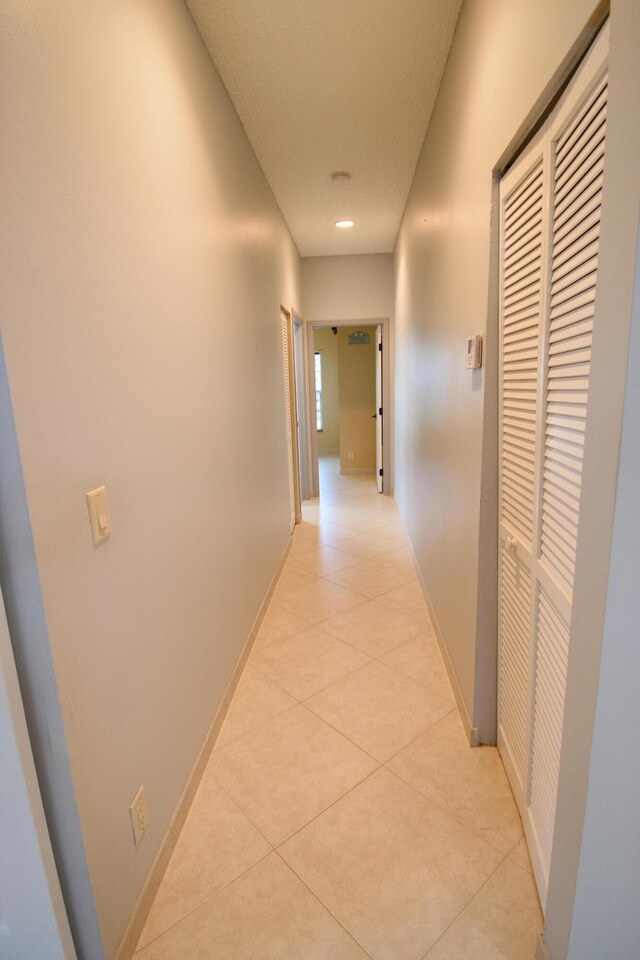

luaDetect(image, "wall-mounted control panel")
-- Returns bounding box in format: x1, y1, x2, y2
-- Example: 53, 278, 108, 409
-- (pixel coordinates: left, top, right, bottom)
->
465, 335, 483, 370
86, 485, 111, 545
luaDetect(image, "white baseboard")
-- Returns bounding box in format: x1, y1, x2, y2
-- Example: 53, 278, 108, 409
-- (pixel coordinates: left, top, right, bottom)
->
398, 518, 478, 747
114, 536, 292, 960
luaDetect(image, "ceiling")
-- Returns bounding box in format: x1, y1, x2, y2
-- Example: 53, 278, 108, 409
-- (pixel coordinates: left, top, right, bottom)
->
186, 0, 463, 257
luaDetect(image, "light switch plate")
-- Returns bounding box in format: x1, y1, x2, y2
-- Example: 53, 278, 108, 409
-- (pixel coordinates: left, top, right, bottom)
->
86, 485, 111, 544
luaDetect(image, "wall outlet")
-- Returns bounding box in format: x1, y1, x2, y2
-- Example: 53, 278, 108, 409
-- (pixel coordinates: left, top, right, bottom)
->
348, 450, 354, 460
130, 785, 148, 846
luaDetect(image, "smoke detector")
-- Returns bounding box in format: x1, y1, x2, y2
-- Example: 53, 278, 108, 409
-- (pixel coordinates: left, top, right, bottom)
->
330, 171, 352, 183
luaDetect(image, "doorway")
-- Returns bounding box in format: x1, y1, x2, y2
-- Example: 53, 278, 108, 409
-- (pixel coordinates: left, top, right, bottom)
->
281, 306, 301, 531
309, 322, 385, 498
292, 312, 312, 502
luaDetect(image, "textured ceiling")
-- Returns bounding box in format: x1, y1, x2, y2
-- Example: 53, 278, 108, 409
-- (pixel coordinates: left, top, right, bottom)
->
186, 0, 463, 256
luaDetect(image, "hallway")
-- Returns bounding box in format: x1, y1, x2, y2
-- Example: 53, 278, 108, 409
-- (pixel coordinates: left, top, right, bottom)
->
133, 459, 542, 959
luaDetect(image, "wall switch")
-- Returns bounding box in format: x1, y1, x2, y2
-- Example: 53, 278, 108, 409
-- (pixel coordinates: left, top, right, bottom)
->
348, 451, 354, 460
130, 785, 148, 845
86, 485, 111, 544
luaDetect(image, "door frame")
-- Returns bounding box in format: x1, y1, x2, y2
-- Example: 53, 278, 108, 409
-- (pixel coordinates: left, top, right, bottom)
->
0, 585, 77, 959
281, 306, 302, 527
306, 317, 392, 497
292, 310, 312, 502
375, 324, 383, 493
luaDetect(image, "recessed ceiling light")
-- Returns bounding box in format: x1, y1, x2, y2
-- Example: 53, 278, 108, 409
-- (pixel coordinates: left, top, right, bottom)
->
335, 219, 355, 228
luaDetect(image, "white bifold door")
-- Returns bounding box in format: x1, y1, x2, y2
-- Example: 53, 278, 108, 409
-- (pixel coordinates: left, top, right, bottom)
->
498, 21, 609, 911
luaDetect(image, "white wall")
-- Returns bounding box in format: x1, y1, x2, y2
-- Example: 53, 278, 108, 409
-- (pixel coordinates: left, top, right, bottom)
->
302, 254, 394, 321
564, 226, 640, 960
393, 0, 606, 738
0, 2, 300, 957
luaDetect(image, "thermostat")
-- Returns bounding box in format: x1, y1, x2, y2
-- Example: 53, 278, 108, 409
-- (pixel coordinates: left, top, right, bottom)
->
465, 335, 482, 370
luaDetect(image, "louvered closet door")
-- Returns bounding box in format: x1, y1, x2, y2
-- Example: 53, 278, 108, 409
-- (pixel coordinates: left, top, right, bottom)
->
498, 130, 548, 813
498, 20, 609, 913
526, 24, 609, 909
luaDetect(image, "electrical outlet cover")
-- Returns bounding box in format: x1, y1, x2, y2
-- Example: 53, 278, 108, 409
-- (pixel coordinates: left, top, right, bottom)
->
130, 785, 148, 846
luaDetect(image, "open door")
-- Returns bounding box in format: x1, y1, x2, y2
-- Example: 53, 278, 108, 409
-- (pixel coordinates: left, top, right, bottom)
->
293, 314, 311, 502
375, 325, 383, 493
281, 307, 301, 530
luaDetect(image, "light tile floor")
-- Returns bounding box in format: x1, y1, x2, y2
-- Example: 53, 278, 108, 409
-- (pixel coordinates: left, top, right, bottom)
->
134, 458, 542, 960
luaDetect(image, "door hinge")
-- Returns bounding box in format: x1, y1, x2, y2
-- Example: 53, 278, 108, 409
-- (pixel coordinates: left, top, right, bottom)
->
379, 468, 383, 477
378, 342, 382, 352
379, 407, 383, 416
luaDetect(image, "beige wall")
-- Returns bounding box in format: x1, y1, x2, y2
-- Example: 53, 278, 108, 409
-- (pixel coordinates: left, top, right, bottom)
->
302, 254, 394, 322
338, 328, 377, 473
0, 2, 300, 958
313, 328, 339, 453
393, 0, 605, 738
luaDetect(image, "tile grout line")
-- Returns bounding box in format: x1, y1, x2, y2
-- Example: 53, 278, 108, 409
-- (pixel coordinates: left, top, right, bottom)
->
237, 600, 443, 757
318, 569, 419, 601
215, 751, 383, 859
275, 764, 516, 960
208, 703, 383, 846
416, 847, 513, 960
275, 587, 370, 623
249, 648, 373, 703
209, 776, 278, 852
271, 848, 377, 960
300, 520, 405, 550
132, 846, 275, 955
210, 700, 300, 756
370, 645, 458, 703
299, 685, 458, 767
250, 629, 456, 767
383, 745, 525, 861
273, 765, 382, 855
